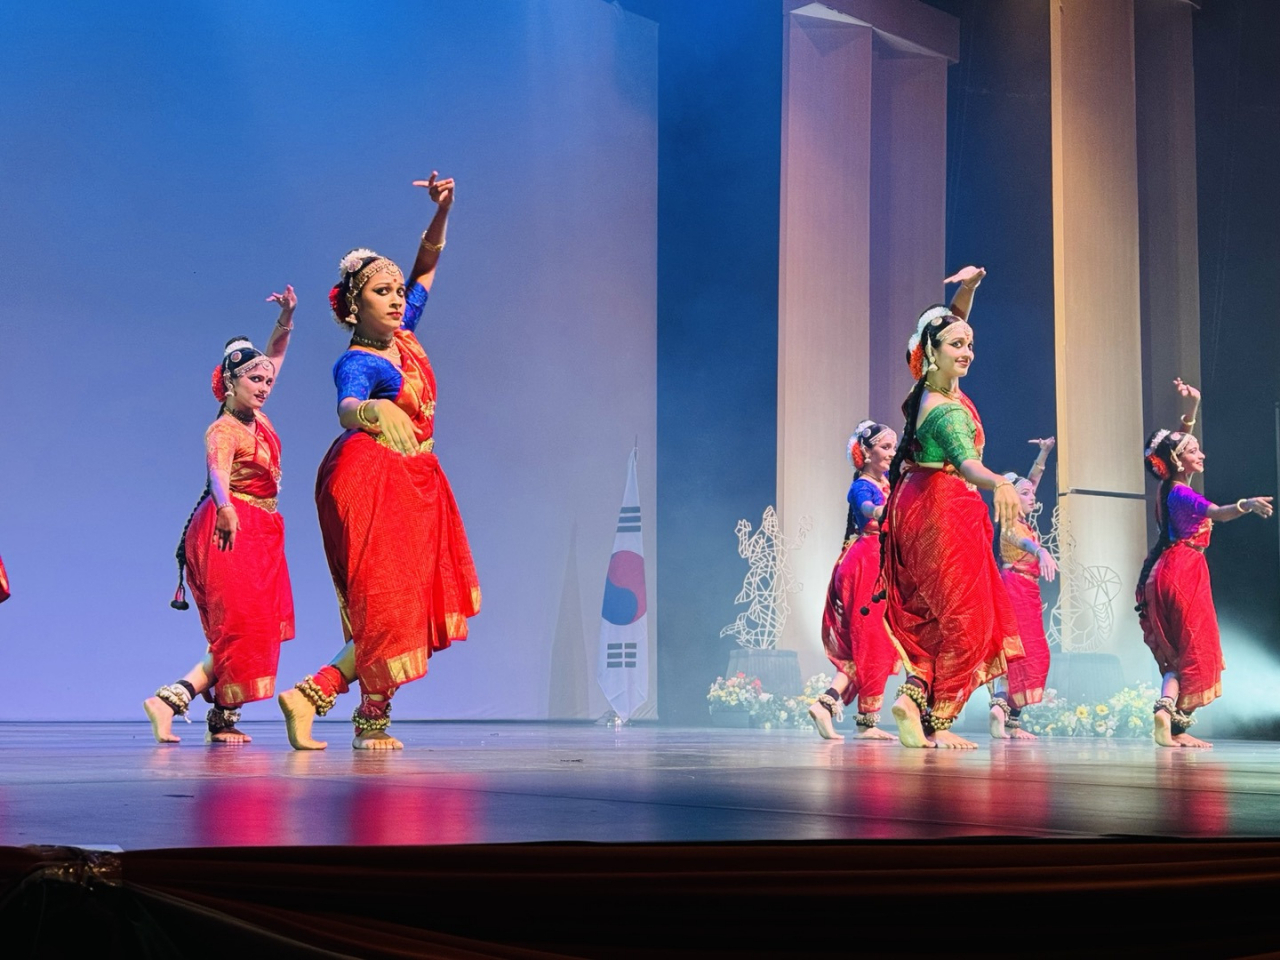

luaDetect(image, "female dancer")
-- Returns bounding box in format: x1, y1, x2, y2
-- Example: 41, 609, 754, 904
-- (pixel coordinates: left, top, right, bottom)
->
810, 421, 900, 740
879, 266, 1023, 749
989, 437, 1058, 739
144, 287, 297, 744
1137, 379, 1272, 748
279, 173, 481, 751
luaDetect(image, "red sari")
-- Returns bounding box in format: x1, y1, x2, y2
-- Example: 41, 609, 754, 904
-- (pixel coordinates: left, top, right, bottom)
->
316, 329, 481, 694
1000, 518, 1049, 707
0, 554, 9, 603
1140, 504, 1222, 711
882, 395, 1022, 721
184, 413, 294, 705
821, 491, 900, 713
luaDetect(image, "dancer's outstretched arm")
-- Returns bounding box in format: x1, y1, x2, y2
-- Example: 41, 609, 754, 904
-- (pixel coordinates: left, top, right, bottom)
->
1026, 436, 1055, 493
408, 171, 454, 292
262, 285, 296, 375
945, 265, 985, 320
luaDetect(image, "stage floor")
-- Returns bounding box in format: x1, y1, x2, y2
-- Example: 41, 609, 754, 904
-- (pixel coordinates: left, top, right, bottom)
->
1, 722, 1277, 850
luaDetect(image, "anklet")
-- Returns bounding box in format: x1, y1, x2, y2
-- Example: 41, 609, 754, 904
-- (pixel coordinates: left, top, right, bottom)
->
926, 714, 955, 731
815, 693, 843, 722
855, 712, 880, 729
155, 683, 193, 722
207, 705, 241, 733
897, 682, 928, 713
295, 676, 338, 716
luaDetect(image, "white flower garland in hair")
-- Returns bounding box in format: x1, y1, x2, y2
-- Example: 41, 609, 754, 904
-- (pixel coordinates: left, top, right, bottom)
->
906, 305, 953, 356
1145, 429, 1171, 458
223, 338, 254, 357
339, 248, 379, 277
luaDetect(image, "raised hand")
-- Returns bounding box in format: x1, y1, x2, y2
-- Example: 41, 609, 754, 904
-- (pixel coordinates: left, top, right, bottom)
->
265, 284, 297, 312
945, 265, 986, 288
413, 171, 455, 208
1030, 437, 1056, 454
1173, 378, 1200, 402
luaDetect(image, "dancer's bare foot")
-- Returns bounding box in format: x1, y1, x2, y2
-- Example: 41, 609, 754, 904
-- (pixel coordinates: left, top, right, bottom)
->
856, 726, 897, 741
931, 729, 977, 750
1007, 726, 1038, 740
278, 689, 328, 751
1173, 732, 1212, 748
892, 694, 933, 748
206, 727, 251, 745
989, 704, 1010, 740
143, 697, 181, 744
808, 703, 844, 740
1153, 710, 1180, 748
353, 729, 403, 750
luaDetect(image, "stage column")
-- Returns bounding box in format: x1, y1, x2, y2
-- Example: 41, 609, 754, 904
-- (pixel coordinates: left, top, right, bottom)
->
778, 1, 957, 677
1050, 0, 1150, 678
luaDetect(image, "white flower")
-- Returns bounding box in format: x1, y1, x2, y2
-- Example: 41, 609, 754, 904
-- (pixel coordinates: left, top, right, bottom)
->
339, 248, 379, 277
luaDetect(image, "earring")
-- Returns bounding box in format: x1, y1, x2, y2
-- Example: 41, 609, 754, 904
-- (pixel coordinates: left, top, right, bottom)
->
349, 302, 359, 317
927, 361, 937, 372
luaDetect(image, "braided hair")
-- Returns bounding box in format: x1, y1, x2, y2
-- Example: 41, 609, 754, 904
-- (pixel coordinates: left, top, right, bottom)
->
1134, 429, 1186, 619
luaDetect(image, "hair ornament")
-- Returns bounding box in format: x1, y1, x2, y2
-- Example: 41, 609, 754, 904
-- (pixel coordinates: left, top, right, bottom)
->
211, 365, 228, 402
223, 338, 254, 357
339, 248, 379, 277
848, 436, 865, 469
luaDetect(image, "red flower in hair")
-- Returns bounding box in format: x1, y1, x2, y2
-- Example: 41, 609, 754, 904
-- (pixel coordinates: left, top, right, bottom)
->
909, 343, 926, 381
1145, 451, 1170, 481
211, 365, 228, 401
329, 284, 345, 320
850, 440, 866, 470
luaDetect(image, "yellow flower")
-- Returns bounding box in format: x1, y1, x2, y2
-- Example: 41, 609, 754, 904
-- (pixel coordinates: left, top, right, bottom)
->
1075, 706, 1090, 719
1095, 704, 1109, 715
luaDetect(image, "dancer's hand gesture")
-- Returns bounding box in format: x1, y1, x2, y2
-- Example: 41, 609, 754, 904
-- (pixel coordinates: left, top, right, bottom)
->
1173, 378, 1200, 402
1029, 437, 1055, 454
1037, 547, 1058, 583
413, 171, 455, 209
945, 265, 986, 288
1243, 497, 1275, 519
266, 284, 297, 313
993, 481, 1021, 531
215, 504, 239, 551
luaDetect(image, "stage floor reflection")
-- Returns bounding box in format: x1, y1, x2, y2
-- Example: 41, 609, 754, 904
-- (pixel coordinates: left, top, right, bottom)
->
1, 722, 1276, 849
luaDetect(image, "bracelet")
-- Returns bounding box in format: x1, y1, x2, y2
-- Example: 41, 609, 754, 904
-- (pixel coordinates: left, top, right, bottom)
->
420, 232, 445, 253
1237, 498, 1251, 514
1181, 417, 1196, 428
355, 400, 378, 429
275, 319, 294, 330
995, 479, 1014, 492
216, 502, 236, 511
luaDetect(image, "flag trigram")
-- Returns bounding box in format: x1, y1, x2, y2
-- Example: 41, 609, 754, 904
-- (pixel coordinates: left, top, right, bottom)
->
606, 641, 638, 668
617, 506, 641, 533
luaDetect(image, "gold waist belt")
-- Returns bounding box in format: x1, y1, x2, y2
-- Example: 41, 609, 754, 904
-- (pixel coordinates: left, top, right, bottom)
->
374, 434, 435, 456
231, 491, 278, 513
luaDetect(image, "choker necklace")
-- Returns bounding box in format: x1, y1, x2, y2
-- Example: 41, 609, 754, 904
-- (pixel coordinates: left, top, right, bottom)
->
351, 331, 394, 350
925, 379, 959, 399
227, 406, 255, 425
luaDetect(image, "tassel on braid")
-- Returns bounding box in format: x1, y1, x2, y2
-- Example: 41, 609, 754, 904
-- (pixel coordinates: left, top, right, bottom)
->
1134, 476, 1174, 619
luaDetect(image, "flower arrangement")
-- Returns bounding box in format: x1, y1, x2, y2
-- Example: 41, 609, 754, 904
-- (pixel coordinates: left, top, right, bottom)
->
1019, 683, 1159, 738
707, 672, 835, 730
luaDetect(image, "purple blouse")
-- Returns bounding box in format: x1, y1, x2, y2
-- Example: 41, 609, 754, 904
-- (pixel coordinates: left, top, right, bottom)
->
1165, 483, 1211, 542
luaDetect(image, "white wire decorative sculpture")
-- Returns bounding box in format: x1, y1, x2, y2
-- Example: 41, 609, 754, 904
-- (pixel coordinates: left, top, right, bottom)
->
720, 506, 812, 650
1043, 504, 1121, 653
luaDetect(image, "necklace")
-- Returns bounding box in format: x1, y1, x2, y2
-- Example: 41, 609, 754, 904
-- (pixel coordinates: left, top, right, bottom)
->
924, 378, 960, 400
351, 331, 394, 350
226, 406, 255, 426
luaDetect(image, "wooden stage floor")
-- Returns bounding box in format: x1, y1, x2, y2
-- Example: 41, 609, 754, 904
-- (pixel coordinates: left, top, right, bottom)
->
1, 722, 1277, 850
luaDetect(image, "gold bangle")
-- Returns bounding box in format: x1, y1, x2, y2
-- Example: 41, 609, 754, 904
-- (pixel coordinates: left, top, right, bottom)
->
1181, 417, 1196, 428
1237, 498, 1250, 514
355, 400, 378, 429
996, 479, 1014, 492
420, 232, 445, 253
